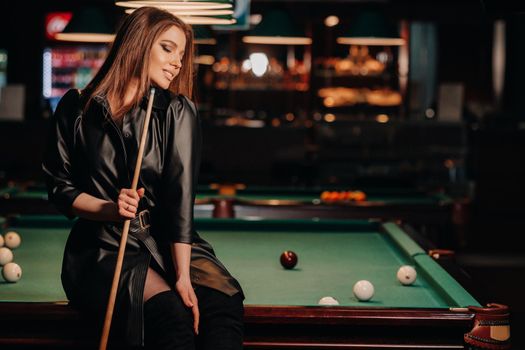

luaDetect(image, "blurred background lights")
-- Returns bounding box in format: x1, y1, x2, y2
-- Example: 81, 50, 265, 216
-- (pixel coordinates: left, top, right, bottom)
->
241, 59, 252, 72
324, 15, 339, 27
249, 52, 269, 77
376, 114, 389, 123
324, 113, 336, 122
425, 108, 436, 119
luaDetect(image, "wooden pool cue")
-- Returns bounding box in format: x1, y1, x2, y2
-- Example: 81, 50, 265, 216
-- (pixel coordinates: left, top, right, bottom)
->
99, 87, 156, 350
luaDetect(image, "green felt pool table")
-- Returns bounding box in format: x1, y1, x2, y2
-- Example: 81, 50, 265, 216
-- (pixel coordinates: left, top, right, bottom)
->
0, 215, 510, 349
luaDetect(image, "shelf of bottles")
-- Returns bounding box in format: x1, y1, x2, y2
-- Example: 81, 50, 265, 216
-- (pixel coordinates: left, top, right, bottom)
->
211, 46, 310, 92
313, 45, 402, 119
43, 45, 108, 99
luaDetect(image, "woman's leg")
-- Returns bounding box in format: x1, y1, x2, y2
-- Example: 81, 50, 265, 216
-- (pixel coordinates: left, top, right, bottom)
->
195, 287, 244, 350
143, 267, 171, 302
143, 268, 195, 350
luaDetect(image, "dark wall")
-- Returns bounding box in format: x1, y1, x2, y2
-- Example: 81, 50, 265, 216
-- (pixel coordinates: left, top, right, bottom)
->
1, 3, 45, 120
0, 121, 49, 180
503, 14, 525, 118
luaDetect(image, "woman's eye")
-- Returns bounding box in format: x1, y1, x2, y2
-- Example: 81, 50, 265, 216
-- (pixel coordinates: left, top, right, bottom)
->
161, 45, 171, 53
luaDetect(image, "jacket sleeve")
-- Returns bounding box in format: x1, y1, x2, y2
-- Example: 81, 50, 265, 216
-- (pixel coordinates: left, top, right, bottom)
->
42, 89, 83, 219
162, 95, 202, 243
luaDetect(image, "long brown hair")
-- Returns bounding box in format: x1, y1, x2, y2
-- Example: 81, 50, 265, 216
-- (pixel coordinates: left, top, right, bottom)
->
83, 7, 194, 119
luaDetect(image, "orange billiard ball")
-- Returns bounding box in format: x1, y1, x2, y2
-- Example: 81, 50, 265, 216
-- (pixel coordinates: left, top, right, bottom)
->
340, 191, 351, 201
353, 191, 367, 202
328, 191, 339, 202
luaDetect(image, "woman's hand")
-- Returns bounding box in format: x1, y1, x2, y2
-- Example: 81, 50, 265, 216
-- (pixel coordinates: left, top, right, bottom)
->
175, 275, 200, 334
116, 188, 145, 220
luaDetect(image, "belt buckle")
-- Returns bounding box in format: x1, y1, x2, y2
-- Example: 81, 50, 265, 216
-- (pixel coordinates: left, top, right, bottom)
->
138, 210, 151, 229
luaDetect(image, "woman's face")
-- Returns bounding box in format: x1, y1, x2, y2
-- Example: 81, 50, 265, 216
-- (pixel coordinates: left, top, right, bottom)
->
149, 25, 187, 90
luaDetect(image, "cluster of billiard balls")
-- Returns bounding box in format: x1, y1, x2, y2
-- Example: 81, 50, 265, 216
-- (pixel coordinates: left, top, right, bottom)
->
0, 231, 22, 283
320, 190, 367, 202
280, 251, 417, 303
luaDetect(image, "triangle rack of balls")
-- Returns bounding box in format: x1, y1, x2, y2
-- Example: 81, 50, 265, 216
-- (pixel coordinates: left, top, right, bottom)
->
0, 231, 22, 282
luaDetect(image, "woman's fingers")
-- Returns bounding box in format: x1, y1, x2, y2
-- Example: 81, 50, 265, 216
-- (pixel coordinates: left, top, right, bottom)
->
117, 190, 137, 219
117, 188, 144, 219
120, 188, 140, 201
179, 288, 193, 307
175, 279, 199, 334
118, 195, 139, 209
176, 286, 200, 334
190, 290, 200, 334
117, 201, 136, 219
119, 188, 140, 202
118, 199, 137, 213
192, 304, 200, 334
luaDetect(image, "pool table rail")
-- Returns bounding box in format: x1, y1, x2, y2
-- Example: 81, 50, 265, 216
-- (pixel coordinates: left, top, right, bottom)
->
0, 302, 508, 350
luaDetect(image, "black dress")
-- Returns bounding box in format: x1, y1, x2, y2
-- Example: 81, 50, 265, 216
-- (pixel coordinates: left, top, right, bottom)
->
42, 88, 242, 347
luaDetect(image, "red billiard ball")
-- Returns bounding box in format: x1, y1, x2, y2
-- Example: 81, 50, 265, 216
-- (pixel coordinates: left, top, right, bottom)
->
280, 250, 298, 269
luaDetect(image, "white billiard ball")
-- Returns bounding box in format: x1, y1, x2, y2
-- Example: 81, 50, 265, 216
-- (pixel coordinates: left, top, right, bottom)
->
0, 234, 4, 247
318, 296, 339, 305
397, 265, 417, 285
0, 247, 13, 266
4, 231, 21, 249
2, 262, 22, 282
353, 280, 374, 301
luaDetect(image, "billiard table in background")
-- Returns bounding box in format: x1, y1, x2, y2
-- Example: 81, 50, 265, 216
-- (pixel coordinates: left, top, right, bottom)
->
0, 183, 467, 247
0, 215, 510, 349
196, 185, 465, 245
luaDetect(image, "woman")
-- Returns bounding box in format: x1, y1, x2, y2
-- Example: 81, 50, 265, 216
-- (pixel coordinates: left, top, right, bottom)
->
42, 7, 244, 350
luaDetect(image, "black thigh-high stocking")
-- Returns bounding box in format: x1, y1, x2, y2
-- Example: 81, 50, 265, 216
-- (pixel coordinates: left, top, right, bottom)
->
143, 290, 195, 350
195, 287, 244, 350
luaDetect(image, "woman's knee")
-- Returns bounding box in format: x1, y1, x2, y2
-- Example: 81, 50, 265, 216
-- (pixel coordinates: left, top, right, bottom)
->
195, 291, 244, 350
197, 288, 244, 324
226, 292, 244, 322
144, 290, 193, 325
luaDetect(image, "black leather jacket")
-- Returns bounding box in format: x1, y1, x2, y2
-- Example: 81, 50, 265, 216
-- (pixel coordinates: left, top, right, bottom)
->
42, 89, 241, 346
